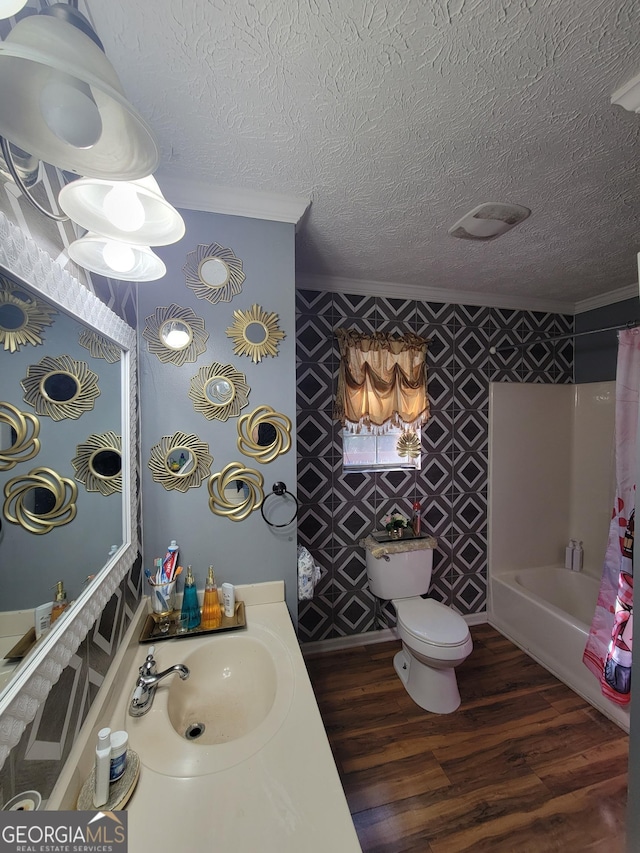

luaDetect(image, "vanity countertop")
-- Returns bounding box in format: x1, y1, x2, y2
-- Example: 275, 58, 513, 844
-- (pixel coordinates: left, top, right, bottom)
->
50, 583, 362, 853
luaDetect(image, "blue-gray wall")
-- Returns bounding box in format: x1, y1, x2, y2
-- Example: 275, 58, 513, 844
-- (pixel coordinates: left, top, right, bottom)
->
140, 210, 298, 619
575, 297, 640, 383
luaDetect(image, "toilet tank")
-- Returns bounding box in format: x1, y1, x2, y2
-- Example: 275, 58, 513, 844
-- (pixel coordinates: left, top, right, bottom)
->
365, 547, 434, 600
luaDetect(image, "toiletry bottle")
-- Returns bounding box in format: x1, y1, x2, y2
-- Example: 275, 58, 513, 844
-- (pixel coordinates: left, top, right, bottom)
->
565, 540, 576, 570
201, 566, 222, 629
93, 727, 111, 808
412, 501, 421, 537
572, 541, 584, 571
180, 566, 201, 630
109, 730, 128, 783
222, 582, 236, 618
50, 581, 68, 623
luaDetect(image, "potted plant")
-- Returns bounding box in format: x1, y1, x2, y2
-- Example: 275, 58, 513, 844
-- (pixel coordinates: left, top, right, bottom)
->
383, 512, 408, 539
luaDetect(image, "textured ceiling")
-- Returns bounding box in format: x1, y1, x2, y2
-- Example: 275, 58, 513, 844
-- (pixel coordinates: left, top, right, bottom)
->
85, 0, 640, 309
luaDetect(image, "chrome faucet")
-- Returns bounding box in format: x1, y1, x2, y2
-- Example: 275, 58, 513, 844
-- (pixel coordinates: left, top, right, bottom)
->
129, 646, 189, 717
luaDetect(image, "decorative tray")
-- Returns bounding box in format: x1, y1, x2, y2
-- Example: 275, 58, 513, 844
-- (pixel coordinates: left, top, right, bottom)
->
371, 530, 431, 544
138, 600, 246, 643
4, 627, 37, 660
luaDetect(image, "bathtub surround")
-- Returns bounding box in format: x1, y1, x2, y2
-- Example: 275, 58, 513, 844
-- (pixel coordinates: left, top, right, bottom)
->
296, 291, 573, 642
488, 381, 629, 730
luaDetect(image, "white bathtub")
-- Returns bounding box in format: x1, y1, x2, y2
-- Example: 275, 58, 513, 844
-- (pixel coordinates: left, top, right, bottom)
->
489, 566, 630, 731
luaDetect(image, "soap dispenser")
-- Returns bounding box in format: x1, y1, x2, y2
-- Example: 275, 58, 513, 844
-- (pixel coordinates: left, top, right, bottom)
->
201, 566, 222, 629
180, 566, 201, 630
50, 581, 68, 624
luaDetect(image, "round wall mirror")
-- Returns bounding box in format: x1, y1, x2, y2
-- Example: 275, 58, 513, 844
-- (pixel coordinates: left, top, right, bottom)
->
205, 377, 235, 406
148, 431, 213, 493
183, 242, 245, 305
198, 257, 230, 289
0, 288, 57, 353
245, 321, 268, 345
226, 304, 286, 364
0, 403, 40, 471
237, 405, 292, 464
208, 461, 264, 521
0, 302, 26, 331
22, 355, 100, 421
41, 371, 80, 403
90, 449, 122, 479
143, 304, 208, 367
3, 466, 78, 533
189, 362, 250, 422
72, 432, 123, 496
166, 447, 195, 476
159, 320, 193, 351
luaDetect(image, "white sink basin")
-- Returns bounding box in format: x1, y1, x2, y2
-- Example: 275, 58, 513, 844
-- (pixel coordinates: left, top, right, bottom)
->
167, 634, 277, 744
127, 623, 294, 777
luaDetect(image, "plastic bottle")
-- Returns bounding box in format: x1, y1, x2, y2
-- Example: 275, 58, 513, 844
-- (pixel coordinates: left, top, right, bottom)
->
109, 730, 128, 783
572, 541, 584, 572
201, 566, 222, 629
180, 566, 201, 630
412, 501, 421, 537
50, 581, 68, 624
93, 727, 111, 808
565, 540, 576, 570
222, 582, 236, 618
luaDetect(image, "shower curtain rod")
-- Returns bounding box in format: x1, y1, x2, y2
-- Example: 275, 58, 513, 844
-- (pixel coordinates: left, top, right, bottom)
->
489, 319, 640, 355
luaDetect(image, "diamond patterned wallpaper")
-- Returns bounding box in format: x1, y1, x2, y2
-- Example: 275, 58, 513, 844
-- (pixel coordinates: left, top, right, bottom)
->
296, 291, 573, 643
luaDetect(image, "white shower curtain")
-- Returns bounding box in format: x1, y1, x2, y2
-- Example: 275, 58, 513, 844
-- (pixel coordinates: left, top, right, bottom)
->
583, 328, 640, 705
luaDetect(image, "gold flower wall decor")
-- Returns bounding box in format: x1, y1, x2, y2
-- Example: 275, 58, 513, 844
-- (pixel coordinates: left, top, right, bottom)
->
225, 304, 285, 364
183, 242, 245, 305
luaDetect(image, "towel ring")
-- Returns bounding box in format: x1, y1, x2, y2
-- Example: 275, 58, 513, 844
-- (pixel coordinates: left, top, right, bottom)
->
260, 481, 299, 528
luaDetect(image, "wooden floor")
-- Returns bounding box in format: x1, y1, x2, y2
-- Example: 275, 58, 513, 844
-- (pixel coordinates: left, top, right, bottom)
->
304, 623, 628, 853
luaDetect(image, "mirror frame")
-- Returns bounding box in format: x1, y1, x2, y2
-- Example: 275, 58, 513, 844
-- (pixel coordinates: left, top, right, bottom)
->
0, 212, 138, 768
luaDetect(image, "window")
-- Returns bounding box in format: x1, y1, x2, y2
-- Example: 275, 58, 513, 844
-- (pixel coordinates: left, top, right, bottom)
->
343, 426, 421, 471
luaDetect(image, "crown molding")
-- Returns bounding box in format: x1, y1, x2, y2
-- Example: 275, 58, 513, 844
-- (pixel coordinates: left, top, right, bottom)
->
296, 273, 576, 315
574, 282, 639, 314
154, 172, 310, 227
611, 71, 640, 113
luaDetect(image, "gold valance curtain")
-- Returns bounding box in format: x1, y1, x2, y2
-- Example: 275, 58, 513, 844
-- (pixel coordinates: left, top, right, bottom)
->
334, 328, 430, 433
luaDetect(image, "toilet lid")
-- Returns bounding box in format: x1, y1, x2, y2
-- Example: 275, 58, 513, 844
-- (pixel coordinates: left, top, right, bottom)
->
395, 598, 470, 647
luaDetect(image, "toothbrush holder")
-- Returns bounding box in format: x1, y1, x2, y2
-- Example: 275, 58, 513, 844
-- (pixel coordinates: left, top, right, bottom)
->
148, 578, 177, 616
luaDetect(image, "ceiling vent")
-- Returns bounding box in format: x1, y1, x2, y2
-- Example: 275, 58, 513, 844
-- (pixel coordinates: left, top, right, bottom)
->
448, 202, 531, 241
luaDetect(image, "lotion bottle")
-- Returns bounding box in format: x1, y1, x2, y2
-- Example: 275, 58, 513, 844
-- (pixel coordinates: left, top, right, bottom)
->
50, 581, 68, 624
564, 540, 576, 570
201, 566, 222, 629
93, 727, 111, 808
180, 566, 201, 630
572, 541, 584, 572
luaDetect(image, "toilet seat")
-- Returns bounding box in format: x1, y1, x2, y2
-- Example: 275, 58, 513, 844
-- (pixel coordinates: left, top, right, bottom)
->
394, 597, 470, 648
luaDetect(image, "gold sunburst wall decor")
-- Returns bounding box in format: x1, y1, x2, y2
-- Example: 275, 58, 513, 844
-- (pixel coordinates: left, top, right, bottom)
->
237, 405, 292, 464
183, 242, 245, 304
21, 355, 100, 421
208, 461, 264, 522
0, 402, 40, 471
3, 466, 78, 534
78, 330, 121, 364
396, 429, 421, 459
0, 285, 57, 353
148, 431, 214, 493
225, 304, 286, 364
189, 362, 250, 421
72, 431, 122, 496
142, 303, 209, 366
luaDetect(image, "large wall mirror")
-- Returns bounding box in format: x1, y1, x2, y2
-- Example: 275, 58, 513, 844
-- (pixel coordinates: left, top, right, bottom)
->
0, 213, 138, 766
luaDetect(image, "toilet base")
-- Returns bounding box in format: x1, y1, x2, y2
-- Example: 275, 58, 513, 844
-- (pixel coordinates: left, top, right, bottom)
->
393, 647, 462, 714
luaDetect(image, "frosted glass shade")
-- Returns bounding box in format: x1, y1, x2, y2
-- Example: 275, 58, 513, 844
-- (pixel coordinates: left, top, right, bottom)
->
68, 234, 166, 281
59, 175, 185, 246
0, 1, 28, 19
0, 14, 159, 179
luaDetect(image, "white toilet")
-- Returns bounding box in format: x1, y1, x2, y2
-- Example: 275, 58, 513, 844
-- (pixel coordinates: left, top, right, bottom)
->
365, 545, 472, 714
